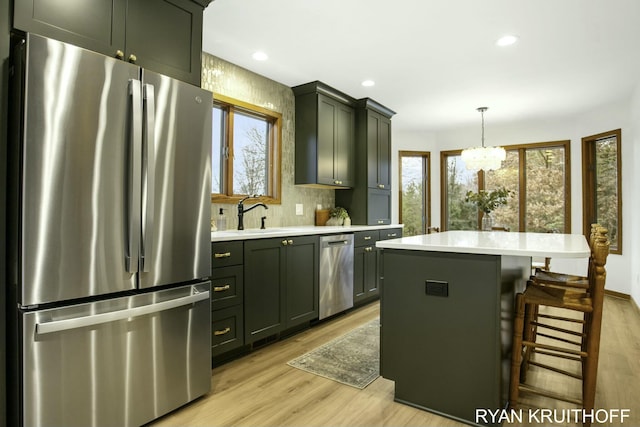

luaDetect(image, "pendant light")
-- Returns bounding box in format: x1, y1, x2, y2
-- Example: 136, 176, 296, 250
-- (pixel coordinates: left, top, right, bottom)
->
461, 107, 506, 171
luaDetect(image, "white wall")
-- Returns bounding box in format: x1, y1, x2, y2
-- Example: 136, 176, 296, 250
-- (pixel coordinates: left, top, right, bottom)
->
630, 83, 640, 307
392, 98, 635, 296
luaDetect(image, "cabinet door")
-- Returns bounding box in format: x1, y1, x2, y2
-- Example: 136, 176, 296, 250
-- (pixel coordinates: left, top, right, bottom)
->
377, 115, 392, 189
367, 188, 391, 225
125, 0, 203, 85
366, 110, 391, 190
317, 95, 337, 186
354, 245, 378, 304
13, 0, 126, 58
244, 238, 286, 343
364, 247, 380, 298
335, 102, 355, 187
285, 235, 319, 327
317, 94, 354, 187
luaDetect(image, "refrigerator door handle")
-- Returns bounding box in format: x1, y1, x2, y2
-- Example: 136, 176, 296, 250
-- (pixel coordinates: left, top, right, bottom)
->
126, 79, 143, 273
141, 83, 156, 272
35, 291, 210, 335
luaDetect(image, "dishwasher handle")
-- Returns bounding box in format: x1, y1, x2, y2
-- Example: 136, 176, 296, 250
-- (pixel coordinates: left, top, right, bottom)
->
327, 240, 349, 246
35, 291, 210, 335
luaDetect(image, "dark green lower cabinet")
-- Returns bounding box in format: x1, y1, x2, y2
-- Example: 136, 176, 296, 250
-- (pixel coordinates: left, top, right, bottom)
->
211, 251, 244, 357
244, 235, 319, 344
354, 245, 379, 304
285, 237, 319, 326
211, 305, 244, 357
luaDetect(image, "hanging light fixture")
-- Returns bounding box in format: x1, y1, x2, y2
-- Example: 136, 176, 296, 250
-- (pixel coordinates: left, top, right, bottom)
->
461, 107, 506, 171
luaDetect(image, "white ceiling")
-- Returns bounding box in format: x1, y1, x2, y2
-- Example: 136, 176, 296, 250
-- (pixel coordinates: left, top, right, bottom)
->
202, 0, 640, 133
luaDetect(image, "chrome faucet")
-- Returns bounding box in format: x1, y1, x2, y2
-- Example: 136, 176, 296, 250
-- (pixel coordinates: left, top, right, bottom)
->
237, 194, 268, 230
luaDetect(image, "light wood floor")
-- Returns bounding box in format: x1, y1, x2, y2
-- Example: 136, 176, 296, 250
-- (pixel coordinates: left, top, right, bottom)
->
149, 295, 640, 427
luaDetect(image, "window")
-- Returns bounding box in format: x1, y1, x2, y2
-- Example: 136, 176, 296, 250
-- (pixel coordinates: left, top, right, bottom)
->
582, 129, 622, 254
399, 151, 431, 236
440, 152, 478, 230
211, 94, 282, 203
441, 140, 570, 232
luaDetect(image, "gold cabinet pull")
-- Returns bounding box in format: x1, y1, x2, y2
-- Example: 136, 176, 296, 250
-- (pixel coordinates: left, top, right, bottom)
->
377, 220, 384, 224
213, 284, 230, 292
214, 327, 231, 336
115, 50, 124, 59
365, 247, 373, 252
364, 236, 372, 240
378, 184, 385, 189
128, 53, 137, 63
288, 239, 294, 245
282, 240, 288, 246
334, 180, 343, 185
214, 252, 231, 258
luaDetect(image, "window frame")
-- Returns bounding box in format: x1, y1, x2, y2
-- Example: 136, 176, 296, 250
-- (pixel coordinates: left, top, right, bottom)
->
398, 150, 431, 235
582, 129, 622, 254
211, 93, 282, 205
440, 140, 571, 232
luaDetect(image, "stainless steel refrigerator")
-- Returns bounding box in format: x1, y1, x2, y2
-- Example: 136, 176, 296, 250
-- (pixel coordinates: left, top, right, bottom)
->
7, 33, 212, 427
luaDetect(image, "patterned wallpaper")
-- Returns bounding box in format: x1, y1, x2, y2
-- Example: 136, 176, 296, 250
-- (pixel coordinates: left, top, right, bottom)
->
201, 53, 334, 230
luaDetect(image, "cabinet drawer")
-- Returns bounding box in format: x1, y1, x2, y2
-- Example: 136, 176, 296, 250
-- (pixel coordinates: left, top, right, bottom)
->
354, 230, 379, 247
211, 305, 244, 356
211, 265, 243, 310
379, 227, 402, 240
211, 241, 243, 268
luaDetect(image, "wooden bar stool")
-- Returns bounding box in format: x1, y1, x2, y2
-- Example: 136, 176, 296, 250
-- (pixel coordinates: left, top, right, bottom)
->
522, 225, 603, 367
530, 224, 600, 290
509, 228, 610, 427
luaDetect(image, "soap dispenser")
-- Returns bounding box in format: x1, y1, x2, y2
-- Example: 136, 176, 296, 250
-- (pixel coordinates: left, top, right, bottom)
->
216, 208, 227, 231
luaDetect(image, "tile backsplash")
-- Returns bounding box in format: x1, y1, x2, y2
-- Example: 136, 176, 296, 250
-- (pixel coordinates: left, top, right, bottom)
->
201, 53, 334, 230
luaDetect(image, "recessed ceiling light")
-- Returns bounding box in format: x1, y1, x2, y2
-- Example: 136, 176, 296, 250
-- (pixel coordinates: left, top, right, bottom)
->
362, 80, 375, 87
496, 35, 518, 47
252, 51, 268, 61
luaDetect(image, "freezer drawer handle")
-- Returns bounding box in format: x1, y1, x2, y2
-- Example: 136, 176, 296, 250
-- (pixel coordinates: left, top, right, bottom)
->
214, 252, 231, 258
214, 327, 231, 336
214, 284, 230, 292
35, 291, 210, 335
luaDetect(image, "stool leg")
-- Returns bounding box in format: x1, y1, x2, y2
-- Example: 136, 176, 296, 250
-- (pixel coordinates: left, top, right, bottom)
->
510, 293, 526, 408
521, 302, 536, 382
582, 310, 603, 427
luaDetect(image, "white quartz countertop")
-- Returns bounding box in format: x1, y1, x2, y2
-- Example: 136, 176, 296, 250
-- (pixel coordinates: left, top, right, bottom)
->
211, 224, 403, 242
376, 230, 590, 258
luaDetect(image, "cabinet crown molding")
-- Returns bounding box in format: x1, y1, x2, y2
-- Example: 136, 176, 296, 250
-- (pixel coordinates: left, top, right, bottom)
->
292, 80, 356, 106
356, 98, 396, 118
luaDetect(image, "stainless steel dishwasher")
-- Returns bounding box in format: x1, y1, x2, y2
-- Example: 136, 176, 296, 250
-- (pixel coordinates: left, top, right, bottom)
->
319, 234, 354, 319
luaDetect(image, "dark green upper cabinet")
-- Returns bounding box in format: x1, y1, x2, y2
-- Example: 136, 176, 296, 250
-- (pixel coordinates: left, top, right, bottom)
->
293, 81, 355, 188
13, 0, 205, 86
366, 108, 392, 190
336, 98, 396, 225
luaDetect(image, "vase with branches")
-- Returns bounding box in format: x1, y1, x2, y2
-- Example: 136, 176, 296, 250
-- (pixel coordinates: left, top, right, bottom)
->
465, 187, 512, 230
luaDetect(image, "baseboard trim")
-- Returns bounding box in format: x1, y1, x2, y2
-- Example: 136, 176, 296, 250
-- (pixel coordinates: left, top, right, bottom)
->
604, 289, 630, 300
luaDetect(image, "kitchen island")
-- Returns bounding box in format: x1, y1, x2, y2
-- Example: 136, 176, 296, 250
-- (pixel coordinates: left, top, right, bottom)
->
376, 231, 590, 427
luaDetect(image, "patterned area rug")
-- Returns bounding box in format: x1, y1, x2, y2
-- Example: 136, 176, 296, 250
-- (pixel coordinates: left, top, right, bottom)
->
287, 318, 380, 389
